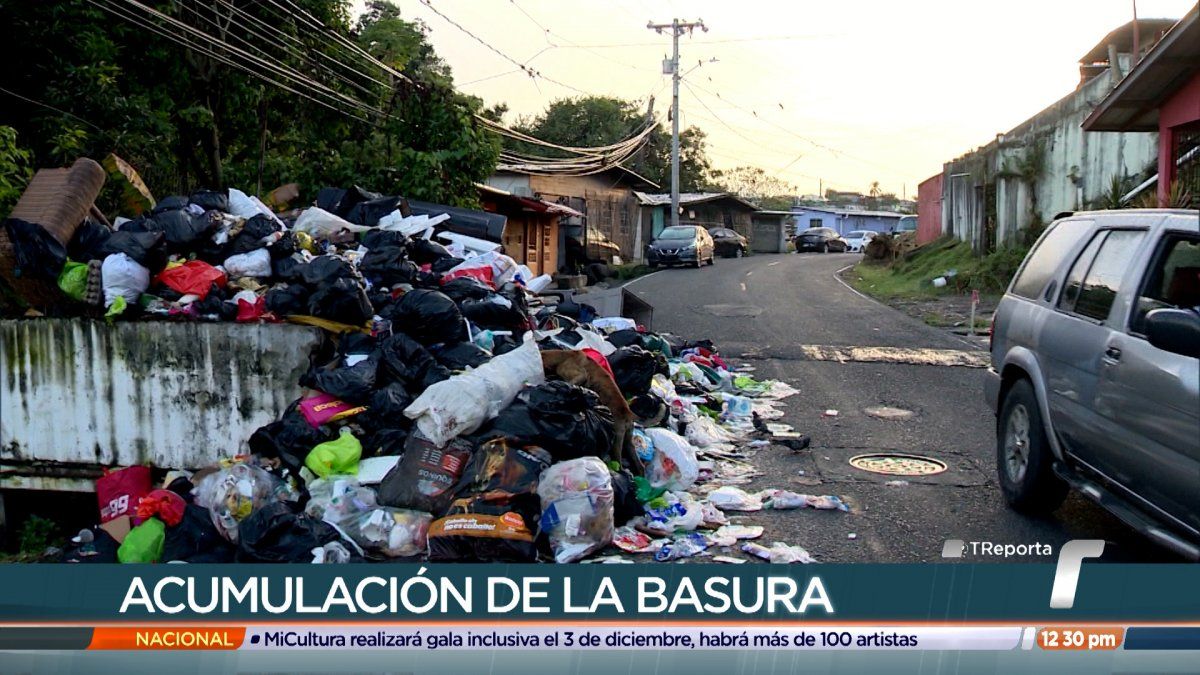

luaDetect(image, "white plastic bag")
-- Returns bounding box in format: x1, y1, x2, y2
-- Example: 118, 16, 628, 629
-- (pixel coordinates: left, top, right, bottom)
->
707, 486, 763, 512
101, 253, 149, 308
445, 251, 520, 286
228, 188, 285, 227
223, 248, 272, 278
404, 335, 544, 446
591, 317, 637, 332
193, 460, 300, 542
644, 428, 700, 491
537, 457, 614, 563
294, 207, 371, 238
525, 274, 553, 293
685, 415, 736, 448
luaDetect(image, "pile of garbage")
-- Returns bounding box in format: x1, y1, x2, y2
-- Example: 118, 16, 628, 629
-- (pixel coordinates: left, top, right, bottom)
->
25, 185, 847, 565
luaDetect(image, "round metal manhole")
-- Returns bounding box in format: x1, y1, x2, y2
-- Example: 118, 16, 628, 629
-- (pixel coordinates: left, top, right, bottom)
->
849, 453, 948, 476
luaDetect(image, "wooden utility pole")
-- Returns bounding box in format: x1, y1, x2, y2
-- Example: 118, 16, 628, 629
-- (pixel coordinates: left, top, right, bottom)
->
648, 18, 707, 229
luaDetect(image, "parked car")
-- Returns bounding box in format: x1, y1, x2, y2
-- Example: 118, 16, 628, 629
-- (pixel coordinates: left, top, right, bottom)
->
843, 230, 877, 253
985, 209, 1200, 560
709, 227, 749, 258
793, 227, 848, 253
895, 215, 918, 234
647, 225, 715, 268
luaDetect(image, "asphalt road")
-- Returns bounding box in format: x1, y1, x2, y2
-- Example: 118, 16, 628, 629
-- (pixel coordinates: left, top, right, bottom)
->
626, 251, 1179, 563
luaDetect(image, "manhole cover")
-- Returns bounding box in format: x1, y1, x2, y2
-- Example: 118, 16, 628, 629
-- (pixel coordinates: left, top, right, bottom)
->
849, 453, 947, 476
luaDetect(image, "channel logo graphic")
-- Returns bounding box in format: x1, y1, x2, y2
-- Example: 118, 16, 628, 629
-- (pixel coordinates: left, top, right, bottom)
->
943, 539, 1105, 608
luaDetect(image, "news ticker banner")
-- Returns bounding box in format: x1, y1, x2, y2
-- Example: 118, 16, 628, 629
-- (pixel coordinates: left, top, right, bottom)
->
1, 563, 1197, 622
2, 625, 1199, 652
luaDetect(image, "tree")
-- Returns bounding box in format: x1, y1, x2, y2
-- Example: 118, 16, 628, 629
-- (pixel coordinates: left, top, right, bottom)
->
712, 165, 795, 207
0, 0, 498, 207
512, 95, 716, 191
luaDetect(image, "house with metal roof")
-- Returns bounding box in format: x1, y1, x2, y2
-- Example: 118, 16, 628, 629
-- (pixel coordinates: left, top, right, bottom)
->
790, 205, 910, 236
633, 192, 760, 258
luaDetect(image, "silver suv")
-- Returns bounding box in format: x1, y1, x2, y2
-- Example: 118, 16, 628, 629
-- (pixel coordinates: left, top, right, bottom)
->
985, 209, 1200, 560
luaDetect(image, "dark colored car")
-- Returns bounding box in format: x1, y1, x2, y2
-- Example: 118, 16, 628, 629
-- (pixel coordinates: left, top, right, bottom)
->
794, 227, 848, 253
710, 227, 749, 258
647, 225, 715, 268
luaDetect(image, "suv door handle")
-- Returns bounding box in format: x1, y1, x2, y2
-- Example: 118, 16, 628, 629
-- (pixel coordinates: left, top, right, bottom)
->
1104, 346, 1122, 361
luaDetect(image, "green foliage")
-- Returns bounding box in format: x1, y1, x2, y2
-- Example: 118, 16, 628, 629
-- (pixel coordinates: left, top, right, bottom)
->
850, 234, 1030, 300
0, 0, 498, 207
0, 126, 33, 218
1094, 174, 1132, 210
512, 95, 715, 191
18, 515, 56, 556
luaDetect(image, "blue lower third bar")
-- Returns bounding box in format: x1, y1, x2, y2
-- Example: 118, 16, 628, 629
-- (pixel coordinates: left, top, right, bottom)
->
1124, 628, 1200, 650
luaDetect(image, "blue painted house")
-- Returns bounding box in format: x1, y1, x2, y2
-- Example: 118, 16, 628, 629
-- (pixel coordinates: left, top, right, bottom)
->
790, 205, 910, 236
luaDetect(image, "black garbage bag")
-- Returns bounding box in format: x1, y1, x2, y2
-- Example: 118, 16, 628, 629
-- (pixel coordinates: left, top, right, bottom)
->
361, 229, 408, 250
607, 346, 664, 396
4, 218, 66, 280
58, 526, 120, 564
152, 195, 189, 214
368, 288, 397, 314
431, 256, 465, 274
307, 277, 372, 325
553, 297, 596, 323
360, 381, 413, 432
338, 331, 378, 357
346, 195, 401, 227
362, 426, 409, 458
440, 276, 493, 304
491, 333, 522, 356
487, 381, 615, 462
460, 296, 527, 331
316, 187, 347, 214
272, 254, 306, 283
150, 208, 215, 248
375, 333, 451, 393
236, 501, 345, 563
629, 392, 669, 426
161, 504, 235, 563
406, 238, 453, 265
300, 255, 358, 285
189, 190, 229, 213
300, 356, 378, 404
610, 469, 640, 526
383, 289, 467, 345
264, 284, 308, 316
432, 342, 492, 370
228, 214, 279, 255
376, 434, 475, 515
248, 400, 335, 476
360, 246, 418, 287
100, 230, 167, 272
605, 328, 649, 350
68, 218, 112, 262
193, 288, 239, 321
267, 230, 297, 259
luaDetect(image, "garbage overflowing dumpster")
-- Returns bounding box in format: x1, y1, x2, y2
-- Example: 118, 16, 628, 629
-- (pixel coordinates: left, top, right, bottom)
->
1, 172, 841, 564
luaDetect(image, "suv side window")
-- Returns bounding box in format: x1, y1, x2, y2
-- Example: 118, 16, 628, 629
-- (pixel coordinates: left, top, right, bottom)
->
1059, 230, 1145, 321
1130, 234, 1200, 334
1058, 232, 1107, 310
1011, 219, 1091, 299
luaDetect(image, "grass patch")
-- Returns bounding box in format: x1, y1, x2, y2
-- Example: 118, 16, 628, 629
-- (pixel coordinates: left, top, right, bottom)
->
611, 263, 655, 281
848, 235, 1027, 300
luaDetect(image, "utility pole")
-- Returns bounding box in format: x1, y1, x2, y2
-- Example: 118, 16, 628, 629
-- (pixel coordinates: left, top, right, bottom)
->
649, 18, 706, 229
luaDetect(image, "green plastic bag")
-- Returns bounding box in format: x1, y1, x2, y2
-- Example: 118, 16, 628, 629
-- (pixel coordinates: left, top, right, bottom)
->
305, 429, 362, 478
57, 260, 89, 300
118, 517, 165, 563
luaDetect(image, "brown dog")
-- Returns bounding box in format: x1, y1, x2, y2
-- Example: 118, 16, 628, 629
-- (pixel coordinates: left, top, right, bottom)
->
540, 349, 643, 475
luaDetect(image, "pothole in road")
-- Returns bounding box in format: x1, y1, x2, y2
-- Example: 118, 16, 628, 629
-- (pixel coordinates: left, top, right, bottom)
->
863, 406, 916, 421
849, 453, 948, 477
703, 304, 764, 317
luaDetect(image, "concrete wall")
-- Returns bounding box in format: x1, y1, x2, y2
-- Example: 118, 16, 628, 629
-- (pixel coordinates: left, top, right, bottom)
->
0, 320, 321, 491
941, 59, 1159, 251
917, 174, 944, 244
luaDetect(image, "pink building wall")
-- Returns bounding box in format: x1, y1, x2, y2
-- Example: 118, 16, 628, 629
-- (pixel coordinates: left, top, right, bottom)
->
916, 174, 943, 244
1157, 69, 1200, 206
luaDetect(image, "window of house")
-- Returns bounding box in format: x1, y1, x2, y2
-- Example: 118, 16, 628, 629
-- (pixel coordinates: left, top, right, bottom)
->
1010, 219, 1091, 299
810, 218, 823, 228
1058, 230, 1145, 321
1130, 234, 1200, 334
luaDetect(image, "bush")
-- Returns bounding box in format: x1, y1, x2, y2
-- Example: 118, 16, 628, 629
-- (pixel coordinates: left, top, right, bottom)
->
18, 514, 56, 556
0, 126, 32, 219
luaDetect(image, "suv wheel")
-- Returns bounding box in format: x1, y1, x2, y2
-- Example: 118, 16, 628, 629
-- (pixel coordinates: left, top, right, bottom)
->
734, 247, 744, 258
996, 379, 1068, 513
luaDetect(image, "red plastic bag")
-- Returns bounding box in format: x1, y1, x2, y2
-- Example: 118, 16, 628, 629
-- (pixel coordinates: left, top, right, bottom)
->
440, 265, 494, 287
136, 489, 186, 526
583, 347, 616, 380
96, 466, 152, 524
298, 392, 366, 428
236, 296, 266, 322
155, 261, 226, 299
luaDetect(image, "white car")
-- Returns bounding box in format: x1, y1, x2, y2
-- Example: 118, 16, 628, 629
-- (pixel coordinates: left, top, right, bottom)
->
843, 230, 877, 252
